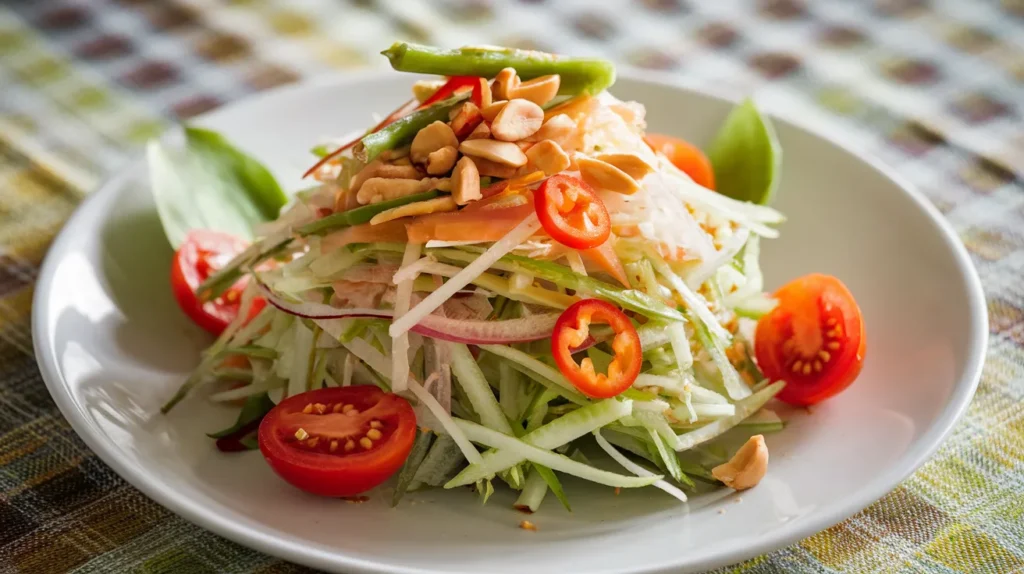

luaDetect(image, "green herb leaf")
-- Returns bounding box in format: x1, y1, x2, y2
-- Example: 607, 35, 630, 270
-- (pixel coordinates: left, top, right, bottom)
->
207, 392, 275, 439
392, 429, 435, 507
707, 99, 782, 205
147, 126, 288, 248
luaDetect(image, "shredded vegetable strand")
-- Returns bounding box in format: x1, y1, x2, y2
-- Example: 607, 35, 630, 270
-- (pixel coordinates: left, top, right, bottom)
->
390, 213, 542, 338
391, 243, 423, 392
593, 430, 687, 502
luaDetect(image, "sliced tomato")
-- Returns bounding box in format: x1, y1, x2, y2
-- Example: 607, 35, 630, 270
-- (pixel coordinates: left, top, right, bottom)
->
258, 386, 417, 497
171, 230, 265, 335
754, 274, 866, 406
645, 133, 715, 190
406, 192, 535, 244
535, 174, 611, 250
552, 299, 642, 398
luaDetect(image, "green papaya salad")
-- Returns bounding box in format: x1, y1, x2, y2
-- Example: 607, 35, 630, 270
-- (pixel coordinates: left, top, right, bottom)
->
153, 43, 866, 513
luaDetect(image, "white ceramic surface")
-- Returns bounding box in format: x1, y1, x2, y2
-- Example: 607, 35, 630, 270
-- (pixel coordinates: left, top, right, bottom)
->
32, 71, 987, 574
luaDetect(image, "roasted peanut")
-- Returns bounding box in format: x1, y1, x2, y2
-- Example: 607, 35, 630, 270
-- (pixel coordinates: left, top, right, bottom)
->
426, 146, 459, 175
491, 68, 519, 101
349, 159, 423, 196
491, 99, 544, 142
459, 139, 528, 167
514, 75, 560, 106
410, 121, 458, 164
356, 177, 451, 205
576, 156, 641, 195
369, 196, 458, 225
481, 100, 508, 123
594, 153, 654, 180
451, 156, 482, 205
466, 122, 491, 140
524, 113, 578, 149
711, 435, 769, 491
471, 156, 519, 179
412, 79, 446, 103
525, 140, 570, 176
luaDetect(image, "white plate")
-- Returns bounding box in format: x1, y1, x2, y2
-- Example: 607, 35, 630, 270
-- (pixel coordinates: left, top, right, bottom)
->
33, 71, 987, 574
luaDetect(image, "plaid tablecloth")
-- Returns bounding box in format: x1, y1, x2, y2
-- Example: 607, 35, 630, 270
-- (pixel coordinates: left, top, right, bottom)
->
1, 0, 1022, 572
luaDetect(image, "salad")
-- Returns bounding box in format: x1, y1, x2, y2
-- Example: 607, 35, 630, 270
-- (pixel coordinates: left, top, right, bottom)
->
153, 43, 866, 512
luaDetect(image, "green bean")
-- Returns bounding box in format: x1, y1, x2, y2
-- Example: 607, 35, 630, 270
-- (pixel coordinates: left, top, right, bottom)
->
381, 42, 616, 96
297, 190, 441, 236
355, 97, 463, 163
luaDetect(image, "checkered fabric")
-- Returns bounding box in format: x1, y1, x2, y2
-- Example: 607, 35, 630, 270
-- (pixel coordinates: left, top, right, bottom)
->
1, 0, 1022, 572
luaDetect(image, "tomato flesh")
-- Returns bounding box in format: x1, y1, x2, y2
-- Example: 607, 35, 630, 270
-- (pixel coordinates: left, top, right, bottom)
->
535, 174, 611, 250
259, 386, 417, 497
171, 230, 265, 335
645, 133, 715, 190
754, 274, 866, 406
552, 299, 642, 398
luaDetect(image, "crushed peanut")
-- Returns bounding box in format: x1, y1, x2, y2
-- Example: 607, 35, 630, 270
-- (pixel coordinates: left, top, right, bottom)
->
576, 156, 641, 195
525, 139, 570, 176
425, 145, 459, 175
491, 99, 544, 142
459, 139, 528, 167
356, 177, 451, 205
513, 75, 560, 106
711, 435, 769, 491
466, 122, 491, 140
369, 196, 458, 225
451, 156, 482, 205
594, 152, 654, 180
410, 121, 458, 164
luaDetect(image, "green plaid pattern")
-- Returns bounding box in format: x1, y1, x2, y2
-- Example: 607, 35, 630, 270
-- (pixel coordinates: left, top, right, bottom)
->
1, 0, 1022, 572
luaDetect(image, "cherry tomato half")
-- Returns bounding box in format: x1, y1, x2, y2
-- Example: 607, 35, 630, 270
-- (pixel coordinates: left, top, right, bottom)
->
171, 230, 265, 336
535, 174, 611, 250
552, 299, 642, 398
754, 274, 866, 406
258, 386, 417, 497
645, 133, 715, 190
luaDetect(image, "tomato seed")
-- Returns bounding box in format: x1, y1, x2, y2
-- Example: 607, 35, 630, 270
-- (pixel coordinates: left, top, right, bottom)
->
302, 403, 313, 414
370, 420, 383, 429
307, 437, 320, 448
344, 440, 355, 452
330, 440, 339, 452
359, 437, 373, 449
367, 429, 382, 440
332, 403, 345, 413
314, 403, 327, 414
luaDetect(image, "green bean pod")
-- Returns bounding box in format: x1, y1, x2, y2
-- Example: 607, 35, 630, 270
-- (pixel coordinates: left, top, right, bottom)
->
382, 42, 616, 96
355, 97, 463, 163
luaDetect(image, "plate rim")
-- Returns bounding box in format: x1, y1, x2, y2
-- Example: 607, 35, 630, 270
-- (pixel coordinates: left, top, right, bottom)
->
31, 68, 988, 574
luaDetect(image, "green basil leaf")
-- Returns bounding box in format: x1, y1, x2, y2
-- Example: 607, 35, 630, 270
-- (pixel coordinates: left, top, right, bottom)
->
147, 126, 288, 248
207, 392, 275, 439
707, 99, 782, 205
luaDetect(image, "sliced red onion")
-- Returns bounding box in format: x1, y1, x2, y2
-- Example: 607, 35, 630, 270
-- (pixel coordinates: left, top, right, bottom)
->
412, 314, 559, 345
258, 281, 560, 344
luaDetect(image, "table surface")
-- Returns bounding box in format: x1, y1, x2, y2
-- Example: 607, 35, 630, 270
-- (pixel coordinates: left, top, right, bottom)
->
1, 1, 1023, 573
